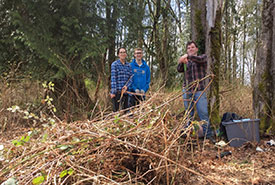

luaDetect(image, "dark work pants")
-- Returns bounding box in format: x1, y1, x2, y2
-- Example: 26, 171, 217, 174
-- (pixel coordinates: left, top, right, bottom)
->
129, 94, 145, 107
112, 92, 129, 112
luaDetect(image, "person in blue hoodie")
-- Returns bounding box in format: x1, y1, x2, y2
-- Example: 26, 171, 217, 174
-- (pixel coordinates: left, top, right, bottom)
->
129, 48, 151, 107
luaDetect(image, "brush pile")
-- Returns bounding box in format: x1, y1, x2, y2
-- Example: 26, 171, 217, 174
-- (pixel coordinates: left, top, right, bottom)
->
1, 88, 274, 185
0, 90, 224, 185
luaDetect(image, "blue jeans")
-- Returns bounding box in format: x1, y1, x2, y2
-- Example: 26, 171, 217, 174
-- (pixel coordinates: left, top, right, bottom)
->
182, 89, 212, 137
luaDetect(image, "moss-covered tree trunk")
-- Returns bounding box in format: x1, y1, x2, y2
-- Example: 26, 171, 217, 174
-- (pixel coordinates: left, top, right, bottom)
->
205, 0, 224, 126
189, 0, 223, 126
190, 0, 206, 53
253, 0, 275, 134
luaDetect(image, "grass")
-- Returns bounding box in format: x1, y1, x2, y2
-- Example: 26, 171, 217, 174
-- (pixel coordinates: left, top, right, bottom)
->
219, 82, 254, 118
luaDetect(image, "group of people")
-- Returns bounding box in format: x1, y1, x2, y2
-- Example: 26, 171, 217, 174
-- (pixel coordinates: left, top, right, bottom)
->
110, 47, 151, 112
110, 41, 212, 138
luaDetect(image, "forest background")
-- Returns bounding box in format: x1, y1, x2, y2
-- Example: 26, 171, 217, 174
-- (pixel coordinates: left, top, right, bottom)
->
0, 0, 275, 184
0, 0, 274, 134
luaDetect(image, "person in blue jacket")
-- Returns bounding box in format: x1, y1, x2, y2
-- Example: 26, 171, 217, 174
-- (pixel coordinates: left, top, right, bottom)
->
129, 48, 151, 107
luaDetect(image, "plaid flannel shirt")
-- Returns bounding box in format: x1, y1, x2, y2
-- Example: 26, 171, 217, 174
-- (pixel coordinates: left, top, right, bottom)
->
177, 54, 207, 91
110, 60, 133, 94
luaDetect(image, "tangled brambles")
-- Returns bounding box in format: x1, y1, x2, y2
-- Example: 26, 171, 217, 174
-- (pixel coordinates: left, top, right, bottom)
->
0, 89, 223, 185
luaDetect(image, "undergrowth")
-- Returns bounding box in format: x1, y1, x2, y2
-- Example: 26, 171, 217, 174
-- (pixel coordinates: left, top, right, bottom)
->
0, 78, 272, 185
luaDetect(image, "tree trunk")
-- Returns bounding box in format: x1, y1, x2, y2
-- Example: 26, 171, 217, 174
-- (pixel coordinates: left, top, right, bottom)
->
223, 0, 229, 81
206, 0, 223, 125
52, 74, 93, 122
253, 0, 275, 134
153, 0, 163, 86
190, 0, 207, 53
189, 0, 223, 126
242, 14, 247, 85
252, 4, 261, 85
158, 0, 171, 87
106, 1, 118, 90
232, 22, 237, 81
137, 0, 145, 47
93, 51, 107, 103
227, 37, 232, 83
223, 0, 232, 82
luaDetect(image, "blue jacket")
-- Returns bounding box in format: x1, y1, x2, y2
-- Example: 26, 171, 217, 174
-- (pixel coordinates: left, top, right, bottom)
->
130, 59, 151, 92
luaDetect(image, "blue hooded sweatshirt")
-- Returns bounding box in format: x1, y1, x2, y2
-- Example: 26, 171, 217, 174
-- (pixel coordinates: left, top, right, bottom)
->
130, 59, 151, 92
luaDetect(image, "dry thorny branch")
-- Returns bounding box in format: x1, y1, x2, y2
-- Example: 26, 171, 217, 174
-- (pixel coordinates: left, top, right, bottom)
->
0, 75, 226, 184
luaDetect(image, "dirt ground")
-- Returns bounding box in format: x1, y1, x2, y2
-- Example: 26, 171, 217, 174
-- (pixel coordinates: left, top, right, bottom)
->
182, 137, 275, 185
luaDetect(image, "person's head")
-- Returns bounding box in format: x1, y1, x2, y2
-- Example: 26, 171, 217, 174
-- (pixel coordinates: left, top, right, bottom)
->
117, 47, 127, 61
134, 48, 143, 61
186, 41, 198, 56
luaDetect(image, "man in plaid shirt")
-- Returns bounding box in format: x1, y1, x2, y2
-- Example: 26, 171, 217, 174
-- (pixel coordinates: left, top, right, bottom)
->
177, 41, 212, 138
110, 47, 133, 112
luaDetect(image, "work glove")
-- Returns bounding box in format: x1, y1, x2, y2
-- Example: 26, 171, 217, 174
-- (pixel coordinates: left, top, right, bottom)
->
140, 90, 145, 94
135, 89, 140, 93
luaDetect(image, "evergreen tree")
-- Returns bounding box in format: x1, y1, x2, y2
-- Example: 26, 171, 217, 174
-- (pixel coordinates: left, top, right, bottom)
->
5, 0, 107, 120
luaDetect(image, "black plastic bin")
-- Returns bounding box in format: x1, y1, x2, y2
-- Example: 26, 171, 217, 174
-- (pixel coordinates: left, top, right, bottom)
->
222, 119, 260, 147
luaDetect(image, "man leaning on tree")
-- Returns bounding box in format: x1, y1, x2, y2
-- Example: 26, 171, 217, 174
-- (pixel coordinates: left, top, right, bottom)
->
177, 41, 212, 138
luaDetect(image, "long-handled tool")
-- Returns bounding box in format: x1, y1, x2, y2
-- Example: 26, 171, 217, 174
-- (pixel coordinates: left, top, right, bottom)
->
118, 74, 134, 103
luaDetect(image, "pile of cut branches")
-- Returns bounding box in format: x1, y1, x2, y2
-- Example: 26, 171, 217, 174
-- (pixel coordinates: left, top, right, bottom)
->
0, 89, 223, 185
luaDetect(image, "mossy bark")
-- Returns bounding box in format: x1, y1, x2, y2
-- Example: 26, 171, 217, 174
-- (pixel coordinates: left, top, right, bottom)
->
190, 0, 206, 53
253, 0, 274, 135
194, 9, 206, 54
191, 0, 222, 126
208, 8, 222, 126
